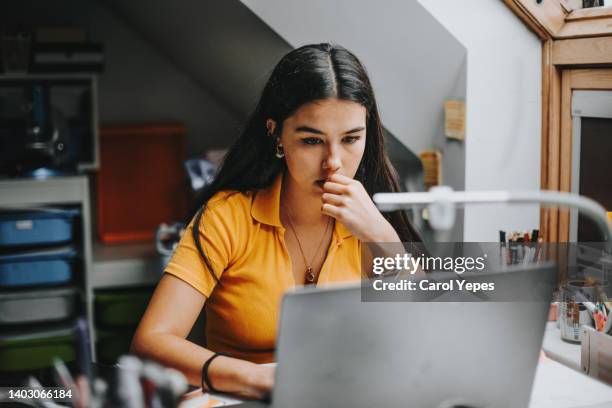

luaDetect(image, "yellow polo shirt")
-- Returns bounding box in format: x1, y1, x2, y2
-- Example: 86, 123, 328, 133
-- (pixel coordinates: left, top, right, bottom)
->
164, 174, 362, 363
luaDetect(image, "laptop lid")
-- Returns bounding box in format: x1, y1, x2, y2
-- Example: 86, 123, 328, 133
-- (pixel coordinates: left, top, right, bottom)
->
272, 264, 557, 408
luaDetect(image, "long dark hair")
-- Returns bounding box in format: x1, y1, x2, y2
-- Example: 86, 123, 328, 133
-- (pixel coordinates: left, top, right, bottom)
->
192, 43, 421, 285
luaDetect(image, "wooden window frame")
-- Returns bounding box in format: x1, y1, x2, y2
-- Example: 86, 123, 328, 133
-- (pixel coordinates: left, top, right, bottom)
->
503, 0, 612, 242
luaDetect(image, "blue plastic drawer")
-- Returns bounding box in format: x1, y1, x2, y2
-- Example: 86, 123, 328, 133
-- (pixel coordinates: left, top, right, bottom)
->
0, 247, 77, 288
0, 208, 79, 247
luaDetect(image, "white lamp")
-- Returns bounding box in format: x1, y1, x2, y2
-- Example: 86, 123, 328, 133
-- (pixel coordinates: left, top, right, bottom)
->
374, 187, 612, 251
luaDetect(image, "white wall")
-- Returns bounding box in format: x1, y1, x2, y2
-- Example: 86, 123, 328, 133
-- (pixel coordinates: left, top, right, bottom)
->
419, 0, 542, 241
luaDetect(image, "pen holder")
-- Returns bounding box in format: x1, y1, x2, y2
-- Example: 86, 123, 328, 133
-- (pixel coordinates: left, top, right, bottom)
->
559, 281, 597, 343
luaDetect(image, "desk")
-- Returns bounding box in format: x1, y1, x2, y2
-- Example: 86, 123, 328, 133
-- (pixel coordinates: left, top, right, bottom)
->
179, 354, 612, 408
529, 352, 611, 408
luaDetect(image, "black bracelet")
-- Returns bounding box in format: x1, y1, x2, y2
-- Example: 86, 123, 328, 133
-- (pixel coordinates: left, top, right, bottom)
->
202, 352, 231, 393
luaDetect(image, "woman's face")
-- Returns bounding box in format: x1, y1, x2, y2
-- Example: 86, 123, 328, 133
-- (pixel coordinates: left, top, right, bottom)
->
270, 98, 367, 196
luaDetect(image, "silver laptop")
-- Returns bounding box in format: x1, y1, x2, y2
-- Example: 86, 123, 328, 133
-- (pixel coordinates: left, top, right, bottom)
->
246, 264, 556, 408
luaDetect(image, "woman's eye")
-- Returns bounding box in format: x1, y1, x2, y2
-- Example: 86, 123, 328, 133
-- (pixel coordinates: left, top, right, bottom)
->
301, 138, 322, 145
343, 136, 360, 144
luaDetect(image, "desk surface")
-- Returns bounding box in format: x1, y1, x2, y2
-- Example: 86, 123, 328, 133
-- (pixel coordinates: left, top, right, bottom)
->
179, 353, 612, 408
529, 352, 611, 408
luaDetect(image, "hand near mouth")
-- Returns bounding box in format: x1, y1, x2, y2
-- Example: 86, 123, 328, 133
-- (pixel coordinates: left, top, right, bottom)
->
321, 173, 400, 242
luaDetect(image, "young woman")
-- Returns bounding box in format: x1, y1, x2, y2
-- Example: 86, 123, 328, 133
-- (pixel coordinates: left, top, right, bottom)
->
131, 43, 421, 400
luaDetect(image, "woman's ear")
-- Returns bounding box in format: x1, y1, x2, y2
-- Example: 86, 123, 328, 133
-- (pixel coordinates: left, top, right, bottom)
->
265, 119, 277, 136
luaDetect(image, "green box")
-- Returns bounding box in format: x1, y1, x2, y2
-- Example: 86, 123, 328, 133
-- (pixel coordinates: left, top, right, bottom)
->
94, 286, 153, 328
0, 324, 75, 372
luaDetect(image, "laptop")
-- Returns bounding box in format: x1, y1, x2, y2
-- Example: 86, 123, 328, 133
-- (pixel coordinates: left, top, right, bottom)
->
240, 264, 557, 408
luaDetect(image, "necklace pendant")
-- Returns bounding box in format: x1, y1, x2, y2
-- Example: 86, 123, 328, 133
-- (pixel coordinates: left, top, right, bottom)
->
305, 267, 315, 283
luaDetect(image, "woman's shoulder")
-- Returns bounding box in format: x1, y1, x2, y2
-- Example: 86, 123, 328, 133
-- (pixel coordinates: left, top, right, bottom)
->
203, 190, 255, 220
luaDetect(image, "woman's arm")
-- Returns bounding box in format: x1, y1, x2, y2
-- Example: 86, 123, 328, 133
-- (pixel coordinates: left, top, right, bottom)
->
130, 274, 274, 399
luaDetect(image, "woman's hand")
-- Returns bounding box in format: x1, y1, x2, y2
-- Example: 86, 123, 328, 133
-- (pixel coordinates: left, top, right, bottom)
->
241, 364, 275, 400
321, 173, 400, 242
214, 358, 275, 400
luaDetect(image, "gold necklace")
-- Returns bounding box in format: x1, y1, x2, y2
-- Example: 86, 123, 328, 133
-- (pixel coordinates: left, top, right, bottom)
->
285, 207, 332, 284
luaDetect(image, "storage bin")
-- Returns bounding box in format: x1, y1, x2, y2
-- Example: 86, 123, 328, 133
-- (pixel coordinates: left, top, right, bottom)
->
94, 287, 153, 327
0, 287, 77, 325
96, 328, 135, 364
0, 246, 77, 288
0, 208, 79, 247
0, 324, 75, 371
97, 124, 186, 244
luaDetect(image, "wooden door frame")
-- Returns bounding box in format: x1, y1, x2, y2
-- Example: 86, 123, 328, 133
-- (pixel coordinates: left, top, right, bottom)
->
558, 69, 612, 240
504, 0, 612, 241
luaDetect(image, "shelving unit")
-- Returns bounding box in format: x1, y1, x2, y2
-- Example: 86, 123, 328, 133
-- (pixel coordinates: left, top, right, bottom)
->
0, 69, 175, 366
0, 175, 95, 359
0, 176, 169, 371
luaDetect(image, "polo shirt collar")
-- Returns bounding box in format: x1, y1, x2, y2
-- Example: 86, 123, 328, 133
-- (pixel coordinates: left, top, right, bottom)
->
251, 172, 353, 240
251, 173, 283, 228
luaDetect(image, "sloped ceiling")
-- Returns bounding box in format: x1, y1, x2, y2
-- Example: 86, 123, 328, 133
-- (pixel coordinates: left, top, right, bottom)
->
101, 0, 292, 119
102, 0, 466, 157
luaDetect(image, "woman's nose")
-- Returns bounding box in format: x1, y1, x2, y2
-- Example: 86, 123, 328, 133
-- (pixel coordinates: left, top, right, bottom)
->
323, 147, 341, 173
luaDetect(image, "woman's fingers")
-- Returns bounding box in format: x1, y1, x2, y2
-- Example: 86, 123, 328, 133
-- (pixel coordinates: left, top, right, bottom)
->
321, 175, 360, 221
327, 173, 354, 185
322, 193, 345, 206
322, 181, 347, 195
321, 203, 344, 219
323, 173, 356, 194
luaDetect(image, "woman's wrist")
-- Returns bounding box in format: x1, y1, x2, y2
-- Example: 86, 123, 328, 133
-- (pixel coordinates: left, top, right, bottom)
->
363, 221, 401, 243
207, 356, 270, 398
206, 355, 249, 393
